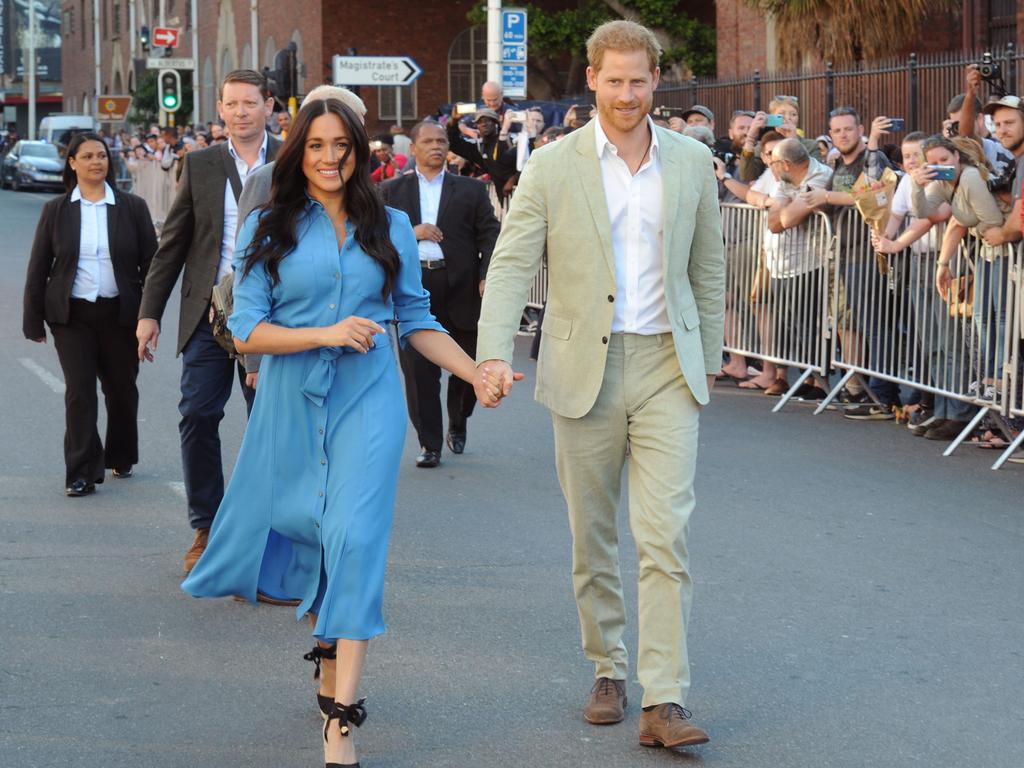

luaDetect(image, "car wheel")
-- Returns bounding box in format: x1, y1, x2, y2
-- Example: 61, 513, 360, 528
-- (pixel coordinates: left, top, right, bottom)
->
11, 175, 20, 192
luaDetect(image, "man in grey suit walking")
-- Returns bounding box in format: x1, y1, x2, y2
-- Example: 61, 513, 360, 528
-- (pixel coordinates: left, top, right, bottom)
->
136, 70, 280, 574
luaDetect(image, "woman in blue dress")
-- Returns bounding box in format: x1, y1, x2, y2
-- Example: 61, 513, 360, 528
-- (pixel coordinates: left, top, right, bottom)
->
181, 98, 504, 767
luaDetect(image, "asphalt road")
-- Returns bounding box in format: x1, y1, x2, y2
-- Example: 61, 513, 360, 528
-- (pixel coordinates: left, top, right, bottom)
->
1, 187, 1022, 768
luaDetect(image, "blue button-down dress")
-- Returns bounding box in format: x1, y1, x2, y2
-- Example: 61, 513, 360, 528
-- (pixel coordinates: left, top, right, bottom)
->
182, 201, 446, 642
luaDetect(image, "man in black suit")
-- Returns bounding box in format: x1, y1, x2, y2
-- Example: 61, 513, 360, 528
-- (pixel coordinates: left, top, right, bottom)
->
381, 120, 500, 467
136, 70, 280, 573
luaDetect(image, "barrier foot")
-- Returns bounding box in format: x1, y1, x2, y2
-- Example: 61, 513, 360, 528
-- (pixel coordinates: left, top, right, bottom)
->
991, 429, 1024, 470
942, 407, 989, 457
772, 368, 814, 413
814, 369, 856, 415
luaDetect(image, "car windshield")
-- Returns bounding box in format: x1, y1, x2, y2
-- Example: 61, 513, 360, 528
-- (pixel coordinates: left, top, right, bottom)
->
20, 144, 60, 159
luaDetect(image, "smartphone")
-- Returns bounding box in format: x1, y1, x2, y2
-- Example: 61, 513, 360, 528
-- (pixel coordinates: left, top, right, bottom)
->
888, 117, 906, 132
509, 110, 528, 123
454, 102, 477, 117
927, 164, 956, 181
765, 114, 785, 127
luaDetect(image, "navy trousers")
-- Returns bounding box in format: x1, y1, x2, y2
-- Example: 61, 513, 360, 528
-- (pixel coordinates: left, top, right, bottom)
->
178, 316, 255, 530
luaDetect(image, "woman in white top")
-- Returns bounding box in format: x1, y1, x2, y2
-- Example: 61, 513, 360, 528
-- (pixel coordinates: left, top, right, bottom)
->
23, 132, 158, 496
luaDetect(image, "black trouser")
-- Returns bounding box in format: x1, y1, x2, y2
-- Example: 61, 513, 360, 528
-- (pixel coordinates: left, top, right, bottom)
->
178, 315, 255, 530
399, 267, 477, 452
50, 297, 139, 485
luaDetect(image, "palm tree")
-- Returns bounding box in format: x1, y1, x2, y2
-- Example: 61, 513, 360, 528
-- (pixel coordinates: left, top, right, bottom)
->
748, 0, 962, 68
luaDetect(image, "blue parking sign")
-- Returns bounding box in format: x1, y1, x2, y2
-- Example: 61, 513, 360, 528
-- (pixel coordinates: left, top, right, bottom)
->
502, 9, 527, 44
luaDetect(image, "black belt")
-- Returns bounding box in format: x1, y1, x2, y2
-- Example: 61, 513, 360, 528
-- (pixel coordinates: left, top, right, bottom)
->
420, 259, 446, 270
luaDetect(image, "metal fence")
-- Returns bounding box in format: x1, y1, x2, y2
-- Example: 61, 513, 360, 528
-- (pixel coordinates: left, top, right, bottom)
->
653, 44, 1024, 139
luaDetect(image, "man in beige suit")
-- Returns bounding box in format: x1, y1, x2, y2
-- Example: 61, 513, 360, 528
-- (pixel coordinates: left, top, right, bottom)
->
473, 20, 725, 749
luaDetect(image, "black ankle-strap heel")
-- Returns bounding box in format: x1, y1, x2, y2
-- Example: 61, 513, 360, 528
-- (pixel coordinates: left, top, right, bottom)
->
303, 644, 337, 718
324, 699, 367, 768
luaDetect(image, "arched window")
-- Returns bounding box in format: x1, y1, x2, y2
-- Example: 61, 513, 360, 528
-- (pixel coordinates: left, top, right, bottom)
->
203, 56, 216, 123
264, 37, 277, 69
448, 26, 487, 103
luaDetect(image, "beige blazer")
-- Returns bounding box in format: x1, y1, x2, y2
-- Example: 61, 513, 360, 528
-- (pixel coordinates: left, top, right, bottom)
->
476, 119, 725, 417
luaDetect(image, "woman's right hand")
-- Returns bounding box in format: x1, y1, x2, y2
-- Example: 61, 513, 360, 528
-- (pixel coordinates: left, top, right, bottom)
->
321, 316, 385, 354
911, 164, 937, 187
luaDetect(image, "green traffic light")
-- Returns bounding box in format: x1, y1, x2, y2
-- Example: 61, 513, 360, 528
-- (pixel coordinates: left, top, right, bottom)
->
163, 94, 178, 108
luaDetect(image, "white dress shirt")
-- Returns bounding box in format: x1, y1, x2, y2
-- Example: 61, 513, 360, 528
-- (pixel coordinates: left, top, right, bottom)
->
594, 116, 669, 334
218, 134, 269, 282
416, 168, 445, 262
70, 182, 119, 301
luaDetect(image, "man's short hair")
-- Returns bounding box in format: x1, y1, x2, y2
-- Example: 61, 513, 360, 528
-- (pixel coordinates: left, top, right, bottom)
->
903, 131, 929, 144
758, 130, 785, 152
219, 69, 270, 100
302, 85, 367, 119
586, 20, 661, 73
730, 110, 756, 125
775, 137, 810, 165
828, 106, 861, 125
409, 119, 447, 143
947, 93, 982, 115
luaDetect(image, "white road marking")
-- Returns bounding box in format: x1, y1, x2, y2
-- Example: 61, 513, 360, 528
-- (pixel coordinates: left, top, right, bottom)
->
18, 358, 65, 394
167, 481, 187, 500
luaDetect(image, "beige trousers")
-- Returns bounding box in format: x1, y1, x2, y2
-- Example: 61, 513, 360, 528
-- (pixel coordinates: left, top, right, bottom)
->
551, 333, 700, 708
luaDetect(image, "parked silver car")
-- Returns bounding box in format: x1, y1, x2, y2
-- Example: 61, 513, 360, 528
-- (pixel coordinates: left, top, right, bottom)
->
0, 141, 65, 191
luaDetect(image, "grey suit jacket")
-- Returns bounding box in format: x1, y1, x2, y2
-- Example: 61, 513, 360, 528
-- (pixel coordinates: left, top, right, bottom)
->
138, 136, 281, 355
231, 162, 277, 372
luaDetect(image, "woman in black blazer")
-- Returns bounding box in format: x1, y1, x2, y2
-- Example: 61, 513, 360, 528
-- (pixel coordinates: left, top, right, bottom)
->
23, 132, 158, 496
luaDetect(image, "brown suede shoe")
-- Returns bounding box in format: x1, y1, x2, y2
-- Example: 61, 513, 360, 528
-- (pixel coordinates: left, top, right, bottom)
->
639, 703, 709, 748
584, 677, 627, 724
182, 528, 210, 575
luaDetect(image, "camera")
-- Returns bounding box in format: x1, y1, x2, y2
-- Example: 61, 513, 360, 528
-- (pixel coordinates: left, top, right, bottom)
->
927, 164, 956, 181
713, 148, 734, 165
652, 106, 684, 119
765, 114, 784, 128
453, 102, 477, 117
976, 54, 1009, 98
508, 110, 528, 123
978, 61, 1001, 80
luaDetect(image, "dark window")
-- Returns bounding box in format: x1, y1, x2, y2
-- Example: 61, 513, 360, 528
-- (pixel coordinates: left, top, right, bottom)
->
989, 0, 1017, 48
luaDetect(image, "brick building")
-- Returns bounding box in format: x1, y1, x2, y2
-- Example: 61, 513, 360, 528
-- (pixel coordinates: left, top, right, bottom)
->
716, 0, 1024, 79
58, 0, 585, 133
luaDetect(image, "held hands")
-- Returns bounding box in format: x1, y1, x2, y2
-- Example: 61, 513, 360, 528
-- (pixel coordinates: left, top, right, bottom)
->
473, 359, 524, 408
910, 164, 938, 187
936, 263, 953, 297
321, 316, 385, 354
136, 318, 160, 362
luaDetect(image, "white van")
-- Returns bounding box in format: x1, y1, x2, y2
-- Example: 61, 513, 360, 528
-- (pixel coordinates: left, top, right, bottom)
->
38, 114, 99, 146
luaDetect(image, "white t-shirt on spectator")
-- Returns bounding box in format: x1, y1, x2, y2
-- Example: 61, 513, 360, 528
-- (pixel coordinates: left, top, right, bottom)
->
892, 174, 939, 254
768, 158, 832, 278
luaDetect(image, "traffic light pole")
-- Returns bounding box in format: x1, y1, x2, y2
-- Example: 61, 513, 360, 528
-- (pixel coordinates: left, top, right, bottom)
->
94, 0, 102, 120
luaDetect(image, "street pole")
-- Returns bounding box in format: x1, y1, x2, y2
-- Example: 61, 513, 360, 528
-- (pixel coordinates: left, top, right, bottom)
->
159, 0, 166, 126
395, 87, 402, 128
129, 0, 136, 60
487, 0, 501, 86
94, 0, 101, 120
250, 0, 258, 69
191, 0, 200, 124
27, 0, 35, 138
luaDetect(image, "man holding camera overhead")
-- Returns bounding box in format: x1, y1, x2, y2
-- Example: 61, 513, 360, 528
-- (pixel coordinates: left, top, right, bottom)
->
447, 107, 519, 204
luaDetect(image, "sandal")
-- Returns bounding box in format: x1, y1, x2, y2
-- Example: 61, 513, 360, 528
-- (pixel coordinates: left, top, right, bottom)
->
303, 644, 337, 719
324, 699, 367, 768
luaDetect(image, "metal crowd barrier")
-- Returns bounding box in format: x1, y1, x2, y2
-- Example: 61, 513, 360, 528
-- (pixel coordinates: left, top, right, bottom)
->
821, 207, 1022, 468
993, 244, 1024, 469
720, 203, 833, 411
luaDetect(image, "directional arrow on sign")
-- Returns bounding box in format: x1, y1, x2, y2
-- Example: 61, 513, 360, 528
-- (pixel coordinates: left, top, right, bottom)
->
153, 27, 180, 47
331, 56, 424, 86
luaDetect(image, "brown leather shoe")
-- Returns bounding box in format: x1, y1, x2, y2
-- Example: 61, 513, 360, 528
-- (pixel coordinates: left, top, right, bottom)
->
584, 677, 627, 724
639, 703, 709, 748
182, 528, 210, 575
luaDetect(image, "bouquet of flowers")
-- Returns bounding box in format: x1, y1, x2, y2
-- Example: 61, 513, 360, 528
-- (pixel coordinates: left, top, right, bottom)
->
851, 168, 900, 275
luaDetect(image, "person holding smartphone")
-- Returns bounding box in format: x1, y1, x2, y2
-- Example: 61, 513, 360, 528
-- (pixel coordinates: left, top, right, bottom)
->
738, 95, 820, 182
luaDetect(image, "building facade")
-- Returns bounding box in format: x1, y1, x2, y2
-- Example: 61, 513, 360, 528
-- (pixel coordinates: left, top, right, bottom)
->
58, 0, 583, 133
1, 0, 64, 135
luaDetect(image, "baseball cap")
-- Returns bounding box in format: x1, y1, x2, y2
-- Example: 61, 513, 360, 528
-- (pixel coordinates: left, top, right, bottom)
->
982, 95, 1024, 115
473, 108, 501, 123
681, 105, 714, 123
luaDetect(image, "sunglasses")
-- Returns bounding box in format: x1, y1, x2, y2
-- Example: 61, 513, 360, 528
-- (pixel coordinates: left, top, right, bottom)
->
773, 95, 799, 103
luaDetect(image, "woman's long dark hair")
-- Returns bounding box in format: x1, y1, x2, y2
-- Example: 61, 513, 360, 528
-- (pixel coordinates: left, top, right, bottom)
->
244, 98, 399, 298
62, 132, 118, 192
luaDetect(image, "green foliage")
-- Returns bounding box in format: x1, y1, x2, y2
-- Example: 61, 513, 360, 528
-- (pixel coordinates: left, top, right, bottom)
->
130, 69, 194, 127
467, 1, 716, 84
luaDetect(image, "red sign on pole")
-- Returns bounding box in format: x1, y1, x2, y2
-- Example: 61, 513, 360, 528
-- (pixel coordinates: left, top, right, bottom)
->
153, 27, 180, 47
